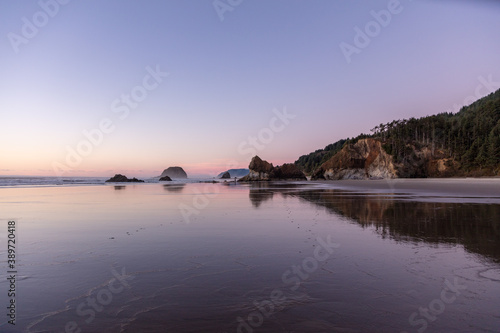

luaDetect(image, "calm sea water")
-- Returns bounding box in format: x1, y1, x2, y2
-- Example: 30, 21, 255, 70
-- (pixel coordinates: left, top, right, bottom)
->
0, 176, 210, 187
0, 182, 499, 332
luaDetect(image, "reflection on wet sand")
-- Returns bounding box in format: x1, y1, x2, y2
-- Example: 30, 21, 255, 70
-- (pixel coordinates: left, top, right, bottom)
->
6, 182, 499, 332
248, 182, 306, 208
162, 183, 186, 192
114, 185, 126, 190
249, 188, 274, 208
249, 185, 500, 263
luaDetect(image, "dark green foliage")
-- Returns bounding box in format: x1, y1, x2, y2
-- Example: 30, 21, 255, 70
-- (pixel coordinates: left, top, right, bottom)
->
295, 89, 500, 174
372, 89, 500, 171
488, 123, 500, 166
295, 139, 347, 174
382, 143, 392, 155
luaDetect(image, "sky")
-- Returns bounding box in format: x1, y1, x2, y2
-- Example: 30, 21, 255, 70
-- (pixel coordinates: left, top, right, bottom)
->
1, 0, 499, 177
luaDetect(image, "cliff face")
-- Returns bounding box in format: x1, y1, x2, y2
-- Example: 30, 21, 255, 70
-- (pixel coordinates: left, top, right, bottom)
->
243, 156, 274, 180
395, 147, 462, 178
313, 138, 397, 180
427, 158, 461, 177
240, 156, 306, 181
311, 138, 466, 180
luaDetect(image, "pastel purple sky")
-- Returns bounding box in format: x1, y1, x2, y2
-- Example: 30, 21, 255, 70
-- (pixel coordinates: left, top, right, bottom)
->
1, 0, 499, 177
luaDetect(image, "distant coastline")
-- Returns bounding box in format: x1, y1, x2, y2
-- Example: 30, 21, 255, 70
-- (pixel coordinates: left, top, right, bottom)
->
295, 89, 500, 179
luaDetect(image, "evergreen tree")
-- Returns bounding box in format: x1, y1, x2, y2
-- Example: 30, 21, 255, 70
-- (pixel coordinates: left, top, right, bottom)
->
294, 89, 500, 175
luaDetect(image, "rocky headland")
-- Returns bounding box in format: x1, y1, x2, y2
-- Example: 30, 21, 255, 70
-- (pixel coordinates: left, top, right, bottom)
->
310, 138, 464, 180
312, 138, 396, 180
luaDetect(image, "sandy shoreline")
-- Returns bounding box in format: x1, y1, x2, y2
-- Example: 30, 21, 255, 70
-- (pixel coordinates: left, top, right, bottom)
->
309, 178, 500, 197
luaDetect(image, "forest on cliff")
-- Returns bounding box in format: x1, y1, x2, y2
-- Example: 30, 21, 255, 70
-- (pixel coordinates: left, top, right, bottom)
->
295, 88, 500, 176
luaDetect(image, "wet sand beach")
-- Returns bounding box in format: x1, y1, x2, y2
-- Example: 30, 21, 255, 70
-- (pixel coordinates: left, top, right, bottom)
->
314, 178, 500, 198
0, 181, 499, 332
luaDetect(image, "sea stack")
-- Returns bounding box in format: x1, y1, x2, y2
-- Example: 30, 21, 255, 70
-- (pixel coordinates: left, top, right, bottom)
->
160, 167, 188, 179
220, 171, 231, 179
105, 174, 145, 182
217, 169, 250, 178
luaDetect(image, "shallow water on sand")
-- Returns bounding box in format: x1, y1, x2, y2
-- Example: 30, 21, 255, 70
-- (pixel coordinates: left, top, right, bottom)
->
1, 182, 499, 332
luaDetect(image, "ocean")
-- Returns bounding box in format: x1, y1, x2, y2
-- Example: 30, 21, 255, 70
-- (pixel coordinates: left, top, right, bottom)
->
0, 176, 221, 187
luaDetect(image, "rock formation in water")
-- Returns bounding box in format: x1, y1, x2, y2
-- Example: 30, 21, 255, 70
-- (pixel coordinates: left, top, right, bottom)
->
160, 167, 188, 179
310, 138, 464, 180
313, 138, 397, 180
240, 156, 306, 181
217, 168, 249, 178
105, 174, 145, 182
220, 171, 231, 179
239, 156, 274, 181
159, 175, 172, 181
